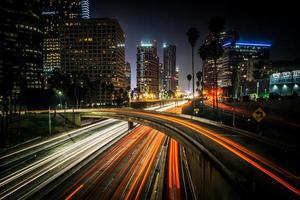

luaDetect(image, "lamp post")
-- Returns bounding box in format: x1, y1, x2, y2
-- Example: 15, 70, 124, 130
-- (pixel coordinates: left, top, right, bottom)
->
57, 90, 66, 126
58, 91, 63, 109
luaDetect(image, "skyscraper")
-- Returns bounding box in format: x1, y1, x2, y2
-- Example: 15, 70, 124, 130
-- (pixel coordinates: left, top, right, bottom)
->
81, 0, 90, 19
59, 18, 125, 104
136, 41, 159, 99
0, 0, 43, 101
125, 62, 131, 89
41, 0, 88, 80
203, 40, 271, 98
163, 44, 177, 95
158, 63, 164, 98
175, 67, 179, 92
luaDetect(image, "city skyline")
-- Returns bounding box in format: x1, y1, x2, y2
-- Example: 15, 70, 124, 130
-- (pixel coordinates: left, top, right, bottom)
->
1, 1, 300, 199
90, 0, 300, 91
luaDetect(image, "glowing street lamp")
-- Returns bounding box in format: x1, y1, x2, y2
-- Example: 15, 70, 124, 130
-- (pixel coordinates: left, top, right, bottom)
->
57, 90, 63, 109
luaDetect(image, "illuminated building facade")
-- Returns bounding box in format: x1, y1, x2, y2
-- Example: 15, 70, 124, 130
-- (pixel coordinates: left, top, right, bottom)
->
203, 39, 271, 98
41, 0, 89, 81
163, 44, 177, 94
269, 71, 300, 96
175, 67, 179, 92
136, 41, 159, 99
125, 62, 131, 89
59, 18, 125, 104
0, 0, 43, 101
158, 63, 164, 98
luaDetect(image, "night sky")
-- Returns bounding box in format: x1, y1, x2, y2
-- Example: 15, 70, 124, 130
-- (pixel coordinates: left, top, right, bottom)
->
90, 0, 300, 91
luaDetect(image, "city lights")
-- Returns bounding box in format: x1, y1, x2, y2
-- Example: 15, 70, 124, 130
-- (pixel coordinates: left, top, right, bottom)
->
140, 41, 153, 47
1, 1, 299, 199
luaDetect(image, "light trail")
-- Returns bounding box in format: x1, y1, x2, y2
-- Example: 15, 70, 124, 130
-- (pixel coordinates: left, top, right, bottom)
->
168, 139, 181, 200
116, 107, 300, 196
0, 122, 129, 199
65, 184, 84, 200
0, 119, 118, 160
123, 131, 165, 200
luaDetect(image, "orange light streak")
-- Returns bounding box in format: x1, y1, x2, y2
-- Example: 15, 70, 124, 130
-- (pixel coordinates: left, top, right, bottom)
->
65, 184, 84, 200
120, 108, 300, 196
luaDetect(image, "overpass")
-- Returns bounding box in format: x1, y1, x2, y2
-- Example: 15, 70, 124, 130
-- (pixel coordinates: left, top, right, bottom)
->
29, 108, 300, 199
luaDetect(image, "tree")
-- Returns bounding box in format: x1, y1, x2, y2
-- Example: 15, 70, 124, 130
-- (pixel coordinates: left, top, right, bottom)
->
199, 44, 209, 103
187, 74, 192, 92
208, 16, 225, 110
196, 71, 203, 97
186, 27, 200, 105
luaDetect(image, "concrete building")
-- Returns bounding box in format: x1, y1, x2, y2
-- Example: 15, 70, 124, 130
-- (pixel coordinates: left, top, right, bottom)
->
59, 18, 125, 104
203, 39, 271, 98
158, 63, 164, 98
136, 41, 159, 99
269, 70, 300, 96
175, 67, 179, 92
125, 62, 131, 89
41, 0, 89, 80
163, 44, 177, 95
0, 0, 43, 101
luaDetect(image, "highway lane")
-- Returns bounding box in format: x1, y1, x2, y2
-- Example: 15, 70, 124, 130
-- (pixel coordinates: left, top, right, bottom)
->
0, 103, 182, 199
168, 138, 181, 200
0, 119, 121, 168
0, 121, 130, 200
36, 125, 166, 200
83, 107, 299, 198
0, 102, 181, 179
2, 100, 298, 198
31, 105, 183, 200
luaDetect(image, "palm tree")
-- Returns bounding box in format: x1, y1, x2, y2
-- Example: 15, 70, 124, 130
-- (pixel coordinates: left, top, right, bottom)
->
196, 71, 202, 88
208, 16, 225, 110
186, 28, 200, 104
199, 44, 209, 109
196, 71, 203, 98
187, 74, 192, 92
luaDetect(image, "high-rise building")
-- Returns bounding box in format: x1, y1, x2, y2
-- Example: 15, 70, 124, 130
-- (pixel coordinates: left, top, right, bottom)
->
136, 41, 159, 99
81, 0, 90, 19
41, 0, 89, 80
175, 67, 179, 92
125, 62, 131, 89
0, 0, 43, 100
158, 63, 164, 98
163, 44, 176, 94
59, 18, 125, 104
203, 40, 271, 98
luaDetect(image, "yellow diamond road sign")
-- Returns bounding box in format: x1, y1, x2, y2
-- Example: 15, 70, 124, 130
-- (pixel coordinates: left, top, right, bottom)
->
252, 107, 266, 123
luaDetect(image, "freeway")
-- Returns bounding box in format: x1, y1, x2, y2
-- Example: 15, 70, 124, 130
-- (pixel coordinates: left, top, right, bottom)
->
57, 106, 299, 199
0, 121, 130, 199
33, 106, 185, 199
1, 101, 299, 199
39, 125, 166, 200
0, 102, 185, 199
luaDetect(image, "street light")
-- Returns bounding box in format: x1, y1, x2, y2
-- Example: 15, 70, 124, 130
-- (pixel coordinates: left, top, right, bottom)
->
57, 90, 63, 109
57, 90, 67, 126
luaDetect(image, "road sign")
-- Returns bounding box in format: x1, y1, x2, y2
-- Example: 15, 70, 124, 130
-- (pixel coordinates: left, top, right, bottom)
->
252, 107, 266, 123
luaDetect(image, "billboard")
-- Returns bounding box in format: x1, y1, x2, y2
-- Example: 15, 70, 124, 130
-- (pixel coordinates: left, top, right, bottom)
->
270, 70, 300, 85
